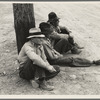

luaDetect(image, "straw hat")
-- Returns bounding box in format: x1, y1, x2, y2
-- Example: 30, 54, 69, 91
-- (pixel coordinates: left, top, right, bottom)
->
27, 28, 45, 39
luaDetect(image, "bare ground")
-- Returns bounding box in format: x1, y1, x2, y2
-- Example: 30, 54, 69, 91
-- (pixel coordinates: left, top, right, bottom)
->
0, 2, 100, 95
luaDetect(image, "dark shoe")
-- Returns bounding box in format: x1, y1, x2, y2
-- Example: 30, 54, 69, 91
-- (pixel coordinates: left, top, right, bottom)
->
39, 80, 54, 91
93, 60, 100, 65
74, 43, 84, 49
71, 46, 82, 54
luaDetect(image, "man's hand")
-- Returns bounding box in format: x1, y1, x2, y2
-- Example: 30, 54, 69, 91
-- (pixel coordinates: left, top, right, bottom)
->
47, 65, 56, 73
68, 35, 74, 44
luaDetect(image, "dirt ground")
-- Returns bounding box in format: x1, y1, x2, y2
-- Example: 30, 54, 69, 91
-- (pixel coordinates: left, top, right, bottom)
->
0, 2, 100, 96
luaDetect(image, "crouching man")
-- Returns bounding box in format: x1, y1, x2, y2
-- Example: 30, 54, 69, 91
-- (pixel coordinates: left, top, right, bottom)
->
47, 12, 83, 54
18, 28, 60, 91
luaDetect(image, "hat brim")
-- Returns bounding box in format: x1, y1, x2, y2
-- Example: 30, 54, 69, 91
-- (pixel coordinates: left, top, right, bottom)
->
27, 35, 45, 39
48, 17, 60, 22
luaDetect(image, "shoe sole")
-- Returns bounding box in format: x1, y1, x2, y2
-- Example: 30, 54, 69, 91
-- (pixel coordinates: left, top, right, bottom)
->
40, 87, 54, 91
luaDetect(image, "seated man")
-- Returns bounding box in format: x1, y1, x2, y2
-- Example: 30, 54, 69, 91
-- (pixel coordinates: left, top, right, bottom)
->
47, 12, 84, 54
39, 22, 100, 67
18, 28, 60, 91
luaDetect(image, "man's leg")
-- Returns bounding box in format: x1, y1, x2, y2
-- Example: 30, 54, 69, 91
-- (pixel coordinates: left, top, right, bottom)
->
68, 36, 84, 49
54, 39, 82, 54
49, 56, 93, 67
54, 39, 73, 54
19, 59, 59, 91
34, 64, 60, 80
34, 64, 60, 91
49, 56, 73, 66
19, 59, 50, 80
45, 65, 60, 80
19, 59, 35, 80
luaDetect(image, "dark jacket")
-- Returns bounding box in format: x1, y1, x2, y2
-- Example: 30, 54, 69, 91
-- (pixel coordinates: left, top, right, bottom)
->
48, 25, 70, 48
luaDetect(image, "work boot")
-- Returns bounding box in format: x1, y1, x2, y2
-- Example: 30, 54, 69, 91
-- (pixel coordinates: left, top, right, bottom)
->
68, 36, 84, 49
39, 80, 54, 91
93, 60, 100, 65
74, 43, 84, 49
30, 79, 39, 88
71, 46, 82, 54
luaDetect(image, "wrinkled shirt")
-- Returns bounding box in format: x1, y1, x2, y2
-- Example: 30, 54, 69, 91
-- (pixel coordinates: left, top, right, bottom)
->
18, 38, 50, 68
18, 38, 62, 68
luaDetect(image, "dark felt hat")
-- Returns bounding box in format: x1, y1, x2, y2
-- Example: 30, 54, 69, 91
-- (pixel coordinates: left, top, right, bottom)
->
48, 12, 60, 22
39, 22, 53, 33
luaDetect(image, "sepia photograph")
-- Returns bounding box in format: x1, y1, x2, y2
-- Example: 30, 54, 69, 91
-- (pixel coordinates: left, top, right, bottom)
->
0, 1, 100, 97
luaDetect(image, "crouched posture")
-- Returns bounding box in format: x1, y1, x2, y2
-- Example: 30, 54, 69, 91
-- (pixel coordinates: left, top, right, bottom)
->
18, 28, 60, 91
47, 12, 83, 54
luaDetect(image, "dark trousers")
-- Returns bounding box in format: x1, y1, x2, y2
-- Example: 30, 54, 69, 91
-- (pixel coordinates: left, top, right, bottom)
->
49, 56, 92, 67
19, 59, 60, 81
54, 39, 73, 54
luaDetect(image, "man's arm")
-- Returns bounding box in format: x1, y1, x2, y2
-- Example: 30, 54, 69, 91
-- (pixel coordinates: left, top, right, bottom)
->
50, 31, 69, 40
43, 43, 63, 61
24, 43, 54, 71
60, 26, 71, 35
